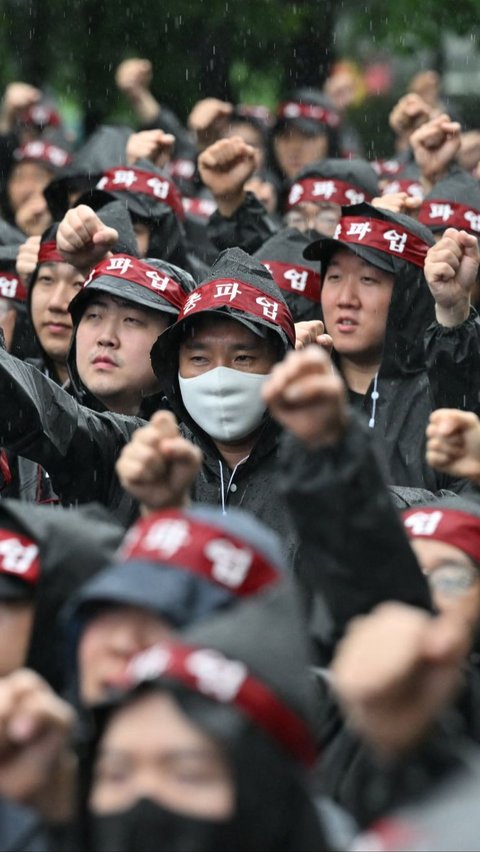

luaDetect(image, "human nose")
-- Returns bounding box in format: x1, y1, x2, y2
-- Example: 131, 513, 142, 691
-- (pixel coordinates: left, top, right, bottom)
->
96, 317, 121, 348
105, 622, 147, 659
47, 282, 72, 314
337, 275, 360, 306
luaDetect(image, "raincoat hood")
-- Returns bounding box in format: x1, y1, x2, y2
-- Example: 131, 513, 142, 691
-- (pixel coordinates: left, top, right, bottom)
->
0, 500, 123, 693
419, 166, 480, 237
0, 248, 38, 361
254, 227, 322, 321
64, 505, 287, 675
82, 585, 326, 851
286, 157, 379, 209
79, 159, 191, 269
44, 124, 133, 220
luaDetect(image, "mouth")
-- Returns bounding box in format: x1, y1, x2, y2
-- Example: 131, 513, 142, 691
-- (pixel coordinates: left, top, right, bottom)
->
336, 317, 359, 332
92, 356, 119, 369
43, 322, 71, 334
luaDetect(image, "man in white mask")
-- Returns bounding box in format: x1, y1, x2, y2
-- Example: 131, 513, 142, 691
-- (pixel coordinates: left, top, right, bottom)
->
130, 247, 302, 562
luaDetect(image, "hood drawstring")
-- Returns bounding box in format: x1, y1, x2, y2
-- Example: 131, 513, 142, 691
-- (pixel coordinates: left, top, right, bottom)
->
219, 456, 249, 515
368, 373, 379, 429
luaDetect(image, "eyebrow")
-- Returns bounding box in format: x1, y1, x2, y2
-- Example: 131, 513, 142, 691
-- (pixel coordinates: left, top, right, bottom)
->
182, 340, 261, 351
99, 747, 222, 763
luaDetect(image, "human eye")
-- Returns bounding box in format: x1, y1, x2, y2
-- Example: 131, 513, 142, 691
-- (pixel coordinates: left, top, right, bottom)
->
37, 274, 54, 286
190, 354, 209, 365
85, 308, 101, 321
234, 353, 254, 364
124, 315, 144, 326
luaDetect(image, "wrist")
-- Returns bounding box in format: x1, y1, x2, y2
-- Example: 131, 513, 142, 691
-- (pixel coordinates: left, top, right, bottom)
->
215, 190, 246, 218
435, 297, 471, 328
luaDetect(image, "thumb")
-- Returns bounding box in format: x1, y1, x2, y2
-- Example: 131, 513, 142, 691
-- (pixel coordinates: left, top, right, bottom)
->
149, 410, 179, 438
457, 230, 480, 260
92, 227, 118, 246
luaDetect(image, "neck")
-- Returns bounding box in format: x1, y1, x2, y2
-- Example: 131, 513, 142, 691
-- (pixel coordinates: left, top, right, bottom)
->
214, 431, 260, 470
339, 355, 380, 395
53, 361, 69, 386
99, 395, 141, 416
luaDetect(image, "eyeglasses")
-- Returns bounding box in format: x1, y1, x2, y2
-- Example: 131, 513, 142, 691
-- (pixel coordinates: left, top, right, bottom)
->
284, 205, 340, 233
426, 563, 478, 598
0, 298, 14, 319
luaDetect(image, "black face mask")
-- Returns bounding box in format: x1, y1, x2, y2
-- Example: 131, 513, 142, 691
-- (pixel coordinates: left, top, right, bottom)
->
89, 797, 241, 852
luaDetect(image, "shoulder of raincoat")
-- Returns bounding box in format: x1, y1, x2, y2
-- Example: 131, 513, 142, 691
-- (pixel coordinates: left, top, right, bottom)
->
276, 412, 432, 659
0, 797, 50, 851
207, 191, 279, 254
0, 346, 142, 525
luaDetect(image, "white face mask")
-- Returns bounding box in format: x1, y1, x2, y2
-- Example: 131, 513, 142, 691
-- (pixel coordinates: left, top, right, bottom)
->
178, 366, 269, 442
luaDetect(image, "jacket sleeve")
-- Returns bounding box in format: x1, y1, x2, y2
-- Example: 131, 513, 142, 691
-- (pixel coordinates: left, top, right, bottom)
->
277, 414, 432, 647
424, 309, 480, 414
0, 347, 142, 514
207, 191, 278, 254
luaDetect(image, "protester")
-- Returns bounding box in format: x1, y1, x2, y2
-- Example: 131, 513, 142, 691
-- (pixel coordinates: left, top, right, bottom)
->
0, 51, 479, 852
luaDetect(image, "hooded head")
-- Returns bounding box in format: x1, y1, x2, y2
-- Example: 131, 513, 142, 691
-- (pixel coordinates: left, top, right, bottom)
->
285, 157, 379, 233
304, 201, 435, 380
65, 505, 287, 706
0, 500, 123, 693
43, 124, 133, 221
418, 169, 480, 239
272, 89, 340, 181
27, 205, 140, 386
5, 142, 71, 224
82, 584, 325, 852
150, 247, 295, 447
80, 161, 189, 270
254, 227, 322, 321
67, 253, 193, 415
0, 249, 38, 358
403, 496, 480, 624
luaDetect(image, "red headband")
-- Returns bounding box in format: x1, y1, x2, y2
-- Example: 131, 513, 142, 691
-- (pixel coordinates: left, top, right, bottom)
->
260, 261, 321, 303
382, 179, 424, 199
418, 200, 480, 234
20, 104, 61, 128
403, 508, 480, 564
0, 272, 27, 302
83, 256, 185, 310
178, 278, 296, 345
182, 197, 217, 219
120, 510, 280, 595
121, 642, 316, 767
287, 178, 370, 209
38, 241, 64, 265
97, 168, 184, 220
169, 159, 196, 181
14, 141, 71, 168
371, 159, 403, 177
277, 101, 340, 128
0, 530, 40, 585
334, 216, 429, 268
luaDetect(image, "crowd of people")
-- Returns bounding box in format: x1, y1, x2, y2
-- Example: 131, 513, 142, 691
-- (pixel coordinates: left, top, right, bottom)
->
0, 57, 479, 849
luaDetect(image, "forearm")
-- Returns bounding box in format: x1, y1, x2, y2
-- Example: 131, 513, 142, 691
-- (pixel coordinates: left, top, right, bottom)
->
207, 191, 278, 253
425, 309, 480, 412
0, 348, 141, 506
277, 415, 431, 632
